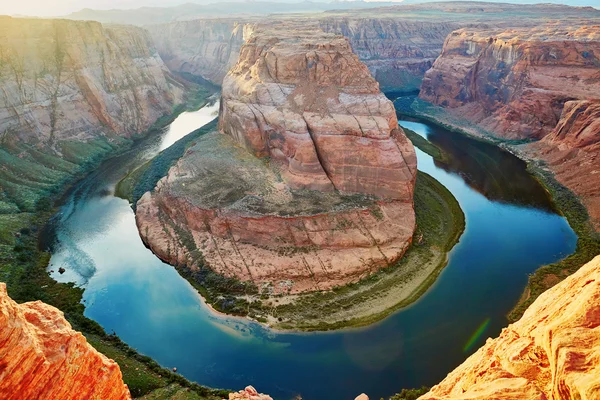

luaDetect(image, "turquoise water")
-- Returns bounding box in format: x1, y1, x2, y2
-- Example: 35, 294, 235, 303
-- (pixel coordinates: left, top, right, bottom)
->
46, 109, 577, 400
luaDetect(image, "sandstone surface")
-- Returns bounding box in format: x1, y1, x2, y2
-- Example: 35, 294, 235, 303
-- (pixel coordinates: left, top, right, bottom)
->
420, 24, 600, 140
529, 100, 600, 229
419, 254, 600, 400
229, 386, 273, 400
0, 17, 186, 145
0, 283, 131, 400
136, 24, 417, 294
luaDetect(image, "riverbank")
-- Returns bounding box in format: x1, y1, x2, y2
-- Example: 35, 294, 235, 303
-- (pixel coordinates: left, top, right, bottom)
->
0, 85, 231, 399
394, 95, 600, 322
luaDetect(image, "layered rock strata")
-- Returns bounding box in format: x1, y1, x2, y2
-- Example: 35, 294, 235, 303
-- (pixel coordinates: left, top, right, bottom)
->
419, 254, 600, 400
420, 24, 600, 140
136, 25, 417, 294
419, 24, 600, 227
529, 100, 600, 229
0, 17, 186, 145
0, 283, 131, 400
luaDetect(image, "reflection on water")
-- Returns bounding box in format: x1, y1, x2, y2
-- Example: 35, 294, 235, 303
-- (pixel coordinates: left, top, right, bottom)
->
410, 118, 556, 212
45, 111, 577, 400
160, 101, 220, 151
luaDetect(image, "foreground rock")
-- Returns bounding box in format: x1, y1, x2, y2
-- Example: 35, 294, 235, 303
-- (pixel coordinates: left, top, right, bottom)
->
229, 386, 272, 400
0, 283, 131, 400
137, 24, 417, 295
419, 255, 600, 400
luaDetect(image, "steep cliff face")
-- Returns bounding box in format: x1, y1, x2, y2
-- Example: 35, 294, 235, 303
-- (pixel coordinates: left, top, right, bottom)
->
529, 100, 600, 229
318, 18, 459, 92
0, 283, 131, 400
419, 254, 600, 400
420, 25, 600, 140
136, 24, 417, 294
148, 19, 251, 85
147, 17, 457, 91
0, 17, 185, 145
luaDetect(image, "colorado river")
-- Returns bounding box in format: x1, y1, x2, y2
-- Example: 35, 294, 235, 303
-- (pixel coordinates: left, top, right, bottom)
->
45, 102, 577, 400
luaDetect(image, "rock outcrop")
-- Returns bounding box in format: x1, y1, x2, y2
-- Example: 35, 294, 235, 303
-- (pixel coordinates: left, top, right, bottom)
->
229, 386, 272, 400
136, 24, 417, 294
419, 254, 600, 400
0, 17, 186, 145
0, 283, 131, 400
420, 24, 600, 140
419, 23, 600, 228
529, 100, 600, 229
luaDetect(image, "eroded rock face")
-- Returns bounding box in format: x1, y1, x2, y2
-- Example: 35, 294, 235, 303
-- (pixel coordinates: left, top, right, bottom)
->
0, 283, 131, 400
229, 386, 273, 400
219, 24, 417, 199
420, 24, 600, 140
136, 25, 417, 294
529, 100, 600, 229
0, 17, 185, 145
419, 254, 600, 400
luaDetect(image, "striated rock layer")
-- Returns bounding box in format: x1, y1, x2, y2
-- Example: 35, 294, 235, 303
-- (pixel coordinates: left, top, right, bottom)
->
0, 283, 131, 400
0, 17, 186, 145
419, 23, 600, 228
420, 254, 600, 400
420, 24, 600, 140
136, 24, 417, 294
529, 100, 600, 230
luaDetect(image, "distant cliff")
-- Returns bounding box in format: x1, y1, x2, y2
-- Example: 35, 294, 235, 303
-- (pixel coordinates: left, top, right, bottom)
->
0, 283, 131, 400
418, 24, 600, 228
0, 17, 190, 211
419, 255, 600, 399
147, 17, 457, 91
420, 25, 600, 140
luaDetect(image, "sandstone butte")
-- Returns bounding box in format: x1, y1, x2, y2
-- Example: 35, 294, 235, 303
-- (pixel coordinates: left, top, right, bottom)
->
0, 283, 132, 400
418, 254, 600, 400
419, 23, 600, 228
136, 23, 417, 294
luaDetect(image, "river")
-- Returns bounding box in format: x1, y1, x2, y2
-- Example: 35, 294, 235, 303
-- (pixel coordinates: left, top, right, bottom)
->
45, 102, 577, 400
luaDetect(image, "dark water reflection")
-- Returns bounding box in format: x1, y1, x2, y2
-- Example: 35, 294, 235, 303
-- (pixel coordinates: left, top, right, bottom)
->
44, 110, 577, 400
417, 119, 556, 212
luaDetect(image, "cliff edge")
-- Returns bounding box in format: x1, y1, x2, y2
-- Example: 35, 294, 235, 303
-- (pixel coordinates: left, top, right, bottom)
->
0, 283, 131, 400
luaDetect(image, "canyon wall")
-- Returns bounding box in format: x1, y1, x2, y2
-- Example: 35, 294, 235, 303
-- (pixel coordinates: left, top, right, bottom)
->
0, 17, 186, 145
420, 25, 600, 140
147, 17, 457, 91
136, 23, 417, 294
419, 23, 600, 228
318, 18, 459, 92
0, 283, 131, 400
419, 254, 600, 400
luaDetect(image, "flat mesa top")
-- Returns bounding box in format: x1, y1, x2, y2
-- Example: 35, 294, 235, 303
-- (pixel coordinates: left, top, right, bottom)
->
166, 132, 376, 217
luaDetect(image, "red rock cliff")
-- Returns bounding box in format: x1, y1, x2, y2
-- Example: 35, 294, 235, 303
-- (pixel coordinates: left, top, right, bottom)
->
0, 283, 131, 400
420, 24, 600, 140
136, 24, 417, 295
419, 254, 600, 400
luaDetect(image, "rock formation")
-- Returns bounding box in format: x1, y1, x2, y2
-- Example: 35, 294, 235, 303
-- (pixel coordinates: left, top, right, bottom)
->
0, 17, 186, 146
419, 254, 600, 400
529, 100, 600, 229
419, 23, 600, 227
0, 283, 131, 400
229, 386, 272, 400
136, 24, 417, 294
420, 24, 600, 140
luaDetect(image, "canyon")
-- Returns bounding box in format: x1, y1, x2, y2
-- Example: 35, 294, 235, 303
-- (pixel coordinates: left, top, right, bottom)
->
136, 23, 418, 295
0, 283, 131, 400
419, 23, 600, 228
